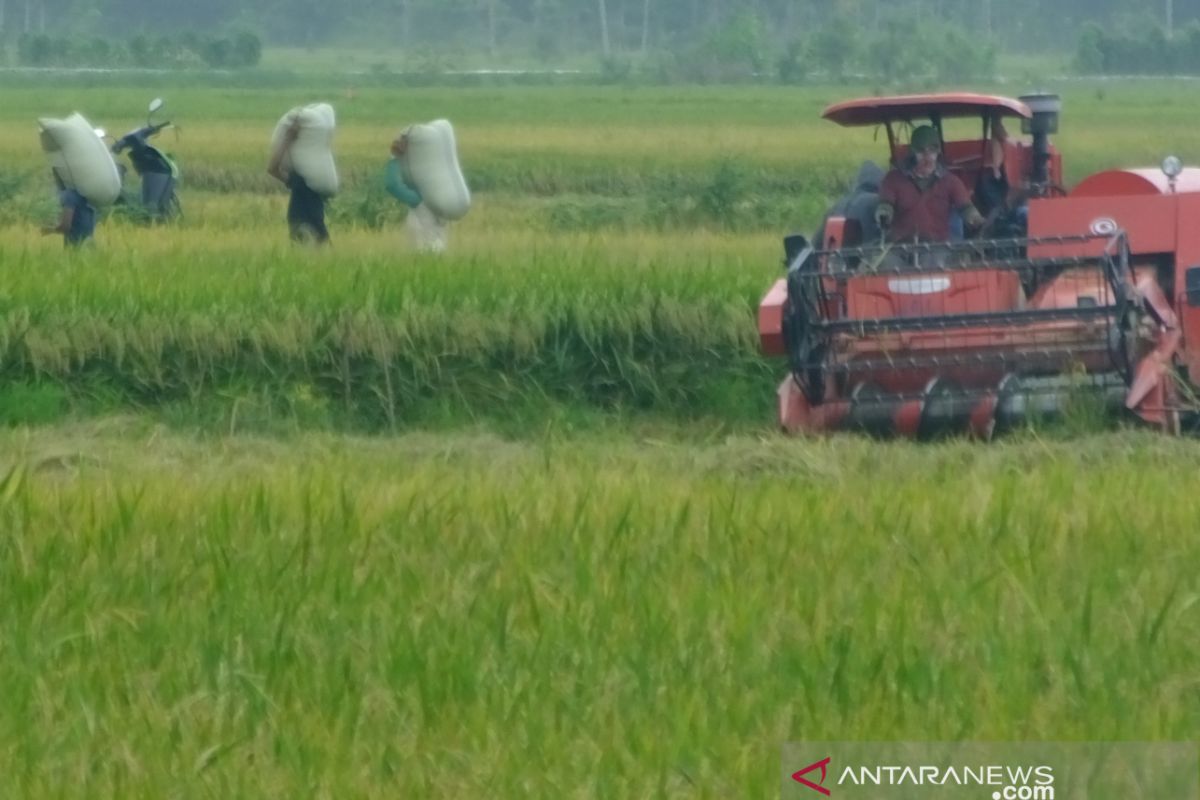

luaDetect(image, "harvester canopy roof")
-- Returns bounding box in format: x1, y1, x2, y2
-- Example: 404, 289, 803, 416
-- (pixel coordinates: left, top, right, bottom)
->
822, 93, 1032, 127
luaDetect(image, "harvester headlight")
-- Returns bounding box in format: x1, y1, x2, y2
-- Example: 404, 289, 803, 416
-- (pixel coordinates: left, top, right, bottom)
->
1162, 155, 1183, 179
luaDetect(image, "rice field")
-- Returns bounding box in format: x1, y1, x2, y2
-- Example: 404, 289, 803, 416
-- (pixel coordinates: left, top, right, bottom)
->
5, 423, 1200, 797
3, 74, 1200, 797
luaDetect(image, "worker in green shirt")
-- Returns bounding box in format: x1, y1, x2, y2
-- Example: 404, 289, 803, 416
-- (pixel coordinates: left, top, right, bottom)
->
385, 129, 449, 253
385, 131, 422, 208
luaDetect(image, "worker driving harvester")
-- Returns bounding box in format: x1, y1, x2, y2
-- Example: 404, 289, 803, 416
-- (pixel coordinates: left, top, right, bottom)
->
874, 124, 985, 247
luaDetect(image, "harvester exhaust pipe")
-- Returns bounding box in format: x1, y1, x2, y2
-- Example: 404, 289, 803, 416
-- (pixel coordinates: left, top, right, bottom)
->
1019, 93, 1061, 191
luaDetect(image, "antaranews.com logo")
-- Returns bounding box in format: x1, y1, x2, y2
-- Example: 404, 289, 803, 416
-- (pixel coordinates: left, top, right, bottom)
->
782, 742, 1199, 800
790, 757, 1053, 799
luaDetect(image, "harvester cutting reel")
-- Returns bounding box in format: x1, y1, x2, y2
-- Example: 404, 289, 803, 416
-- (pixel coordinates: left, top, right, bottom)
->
780, 231, 1183, 437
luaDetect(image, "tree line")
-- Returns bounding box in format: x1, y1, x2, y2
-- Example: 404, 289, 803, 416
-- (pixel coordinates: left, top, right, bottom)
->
0, 0, 1196, 76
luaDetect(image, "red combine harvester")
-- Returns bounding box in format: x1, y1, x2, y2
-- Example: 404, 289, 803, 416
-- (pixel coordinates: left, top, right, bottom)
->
757, 92, 1198, 438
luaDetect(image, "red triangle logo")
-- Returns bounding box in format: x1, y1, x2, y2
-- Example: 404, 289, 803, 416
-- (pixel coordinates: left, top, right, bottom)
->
792, 757, 832, 795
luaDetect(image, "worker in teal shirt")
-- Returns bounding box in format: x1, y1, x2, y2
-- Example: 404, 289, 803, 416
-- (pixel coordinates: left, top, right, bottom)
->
386, 129, 450, 252
385, 131, 422, 208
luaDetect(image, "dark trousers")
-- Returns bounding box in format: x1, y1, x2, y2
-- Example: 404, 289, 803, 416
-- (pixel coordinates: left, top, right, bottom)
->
287, 174, 330, 244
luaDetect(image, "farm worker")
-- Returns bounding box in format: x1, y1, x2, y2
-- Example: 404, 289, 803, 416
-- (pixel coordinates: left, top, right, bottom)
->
874, 124, 983, 244
42, 169, 97, 248
268, 119, 331, 245
815, 160, 885, 247
974, 115, 1019, 222
385, 131, 422, 207
987, 116, 1009, 181
385, 129, 450, 253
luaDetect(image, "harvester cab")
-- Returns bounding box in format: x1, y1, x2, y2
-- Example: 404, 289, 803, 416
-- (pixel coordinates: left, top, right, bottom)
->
759, 92, 1189, 438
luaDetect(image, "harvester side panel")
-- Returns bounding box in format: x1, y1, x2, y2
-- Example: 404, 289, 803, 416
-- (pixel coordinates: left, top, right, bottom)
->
759, 279, 787, 356
1032, 184, 1200, 390
1028, 193, 1176, 258
1172, 192, 1200, 385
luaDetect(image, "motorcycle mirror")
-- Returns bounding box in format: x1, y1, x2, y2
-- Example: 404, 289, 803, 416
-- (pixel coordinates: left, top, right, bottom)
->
148, 98, 164, 116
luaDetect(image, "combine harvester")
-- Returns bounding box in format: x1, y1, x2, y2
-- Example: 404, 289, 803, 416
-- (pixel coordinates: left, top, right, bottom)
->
758, 92, 1199, 438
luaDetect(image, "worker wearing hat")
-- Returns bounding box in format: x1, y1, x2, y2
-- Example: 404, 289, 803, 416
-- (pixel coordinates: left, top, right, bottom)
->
874, 124, 984, 243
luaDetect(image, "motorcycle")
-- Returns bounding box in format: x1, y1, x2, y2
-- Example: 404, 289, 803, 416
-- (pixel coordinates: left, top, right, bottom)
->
111, 98, 182, 222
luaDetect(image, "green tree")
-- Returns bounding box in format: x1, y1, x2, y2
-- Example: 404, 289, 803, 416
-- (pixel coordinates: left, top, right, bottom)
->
809, 14, 858, 81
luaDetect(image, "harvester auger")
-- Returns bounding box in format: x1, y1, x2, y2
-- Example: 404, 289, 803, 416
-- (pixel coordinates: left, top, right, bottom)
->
758, 92, 1194, 439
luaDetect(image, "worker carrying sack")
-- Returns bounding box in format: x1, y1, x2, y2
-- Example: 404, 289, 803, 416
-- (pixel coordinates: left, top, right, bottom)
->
38, 113, 121, 207
400, 119, 470, 221
270, 103, 339, 197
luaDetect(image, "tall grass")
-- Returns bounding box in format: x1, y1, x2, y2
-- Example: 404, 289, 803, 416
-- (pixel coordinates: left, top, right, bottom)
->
0, 227, 779, 430
0, 426, 1197, 796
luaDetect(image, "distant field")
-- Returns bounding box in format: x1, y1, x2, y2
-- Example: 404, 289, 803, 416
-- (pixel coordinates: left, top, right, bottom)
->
3, 78, 1200, 245
257, 45, 602, 74
5, 80, 1200, 223
2, 78, 1200, 429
